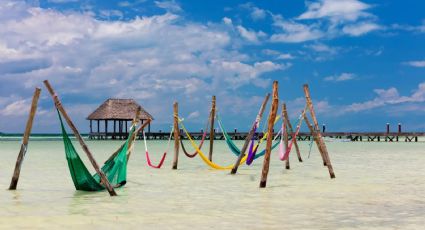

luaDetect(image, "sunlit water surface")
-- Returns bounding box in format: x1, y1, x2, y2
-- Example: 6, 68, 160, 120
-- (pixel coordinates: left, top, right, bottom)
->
0, 139, 424, 229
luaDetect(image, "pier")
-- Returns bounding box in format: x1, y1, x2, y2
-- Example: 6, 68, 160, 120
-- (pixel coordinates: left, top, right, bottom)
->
89, 130, 424, 142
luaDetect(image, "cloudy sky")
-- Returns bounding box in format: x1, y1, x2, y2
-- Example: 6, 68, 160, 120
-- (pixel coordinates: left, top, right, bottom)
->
0, 0, 424, 133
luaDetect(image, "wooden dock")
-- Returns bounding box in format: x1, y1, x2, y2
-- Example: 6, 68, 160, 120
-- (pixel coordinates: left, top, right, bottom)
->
89, 131, 424, 142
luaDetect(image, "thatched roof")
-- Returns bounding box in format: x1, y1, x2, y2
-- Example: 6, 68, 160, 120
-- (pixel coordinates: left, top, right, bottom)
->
87, 99, 154, 120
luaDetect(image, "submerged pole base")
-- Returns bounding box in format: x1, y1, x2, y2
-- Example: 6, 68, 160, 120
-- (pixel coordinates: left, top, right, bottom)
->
259, 181, 267, 188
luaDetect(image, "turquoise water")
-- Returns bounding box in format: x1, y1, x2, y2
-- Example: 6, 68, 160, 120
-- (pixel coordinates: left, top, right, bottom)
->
0, 139, 424, 229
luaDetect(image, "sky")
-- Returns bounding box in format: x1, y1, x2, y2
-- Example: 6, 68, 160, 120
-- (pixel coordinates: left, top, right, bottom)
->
0, 0, 424, 133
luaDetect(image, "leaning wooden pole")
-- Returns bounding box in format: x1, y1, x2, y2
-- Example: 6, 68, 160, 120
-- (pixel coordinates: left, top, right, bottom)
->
303, 84, 335, 179
282, 104, 303, 162
208, 96, 216, 162
172, 102, 180, 169
282, 103, 290, 170
106, 119, 151, 164
303, 113, 326, 164
43, 80, 117, 196
231, 93, 270, 174
259, 81, 279, 188
9, 88, 41, 190
126, 106, 142, 162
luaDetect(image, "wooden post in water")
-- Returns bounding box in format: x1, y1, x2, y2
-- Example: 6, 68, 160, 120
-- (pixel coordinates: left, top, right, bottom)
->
126, 106, 142, 162
231, 93, 270, 174
282, 103, 290, 170
303, 84, 335, 179
172, 102, 180, 169
303, 113, 325, 161
259, 81, 279, 188
43, 80, 117, 196
282, 103, 303, 162
9, 88, 41, 190
209, 96, 216, 162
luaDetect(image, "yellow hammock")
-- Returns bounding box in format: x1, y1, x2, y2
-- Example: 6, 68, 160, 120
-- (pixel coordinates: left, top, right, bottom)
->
178, 116, 281, 170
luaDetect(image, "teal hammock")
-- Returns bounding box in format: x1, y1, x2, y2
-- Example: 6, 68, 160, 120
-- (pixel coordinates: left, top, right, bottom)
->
216, 115, 279, 160
58, 110, 134, 191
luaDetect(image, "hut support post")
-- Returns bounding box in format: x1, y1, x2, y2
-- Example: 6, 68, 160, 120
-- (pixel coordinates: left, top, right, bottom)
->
303, 84, 335, 179
105, 120, 108, 138
9, 88, 41, 190
43, 80, 117, 196
282, 103, 290, 170
231, 93, 270, 174
209, 96, 216, 161
172, 102, 180, 169
260, 81, 279, 188
282, 103, 303, 162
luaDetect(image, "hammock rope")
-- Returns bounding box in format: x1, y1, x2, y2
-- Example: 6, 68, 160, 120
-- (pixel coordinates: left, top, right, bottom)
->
143, 127, 173, 169
57, 110, 134, 191
180, 109, 212, 158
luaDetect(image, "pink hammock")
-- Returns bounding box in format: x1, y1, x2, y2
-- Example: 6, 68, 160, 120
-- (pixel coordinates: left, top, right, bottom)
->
279, 114, 304, 161
143, 129, 172, 169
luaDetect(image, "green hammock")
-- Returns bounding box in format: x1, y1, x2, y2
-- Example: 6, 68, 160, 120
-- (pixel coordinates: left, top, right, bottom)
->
58, 111, 134, 191
216, 114, 279, 159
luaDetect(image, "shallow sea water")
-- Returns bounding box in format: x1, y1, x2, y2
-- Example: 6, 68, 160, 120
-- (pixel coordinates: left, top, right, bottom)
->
0, 139, 424, 229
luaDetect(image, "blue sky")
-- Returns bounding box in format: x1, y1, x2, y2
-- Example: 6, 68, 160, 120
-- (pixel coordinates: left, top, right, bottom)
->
0, 0, 424, 133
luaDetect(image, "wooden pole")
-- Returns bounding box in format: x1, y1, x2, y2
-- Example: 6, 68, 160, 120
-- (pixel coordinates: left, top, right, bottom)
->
231, 93, 270, 174
303, 113, 325, 162
303, 84, 335, 179
209, 96, 216, 161
282, 103, 290, 170
282, 103, 303, 162
9, 88, 41, 190
43, 80, 117, 196
105, 119, 151, 163
259, 81, 279, 188
126, 106, 142, 162
172, 102, 180, 169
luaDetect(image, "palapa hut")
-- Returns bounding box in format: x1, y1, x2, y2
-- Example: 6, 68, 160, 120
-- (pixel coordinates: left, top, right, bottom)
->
87, 99, 154, 139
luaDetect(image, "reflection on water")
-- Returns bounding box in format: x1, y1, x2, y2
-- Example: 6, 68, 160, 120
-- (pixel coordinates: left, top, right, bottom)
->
0, 140, 424, 229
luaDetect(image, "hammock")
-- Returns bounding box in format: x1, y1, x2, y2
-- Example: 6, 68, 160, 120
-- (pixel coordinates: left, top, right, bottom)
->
179, 111, 211, 158
180, 132, 206, 158
58, 110, 134, 191
178, 118, 249, 170
142, 128, 172, 169
279, 110, 305, 161
216, 114, 280, 165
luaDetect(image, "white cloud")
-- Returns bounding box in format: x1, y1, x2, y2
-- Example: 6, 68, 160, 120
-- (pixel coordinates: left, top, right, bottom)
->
342, 82, 425, 113
342, 22, 381, 36
250, 7, 266, 21
277, 53, 295, 60
187, 111, 200, 119
239, 3, 267, 21
324, 73, 355, 82
154, 0, 182, 12
307, 43, 338, 54
236, 25, 266, 43
404, 60, 425, 68
298, 0, 372, 22
270, 16, 323, 43
222, 17, 232, 26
